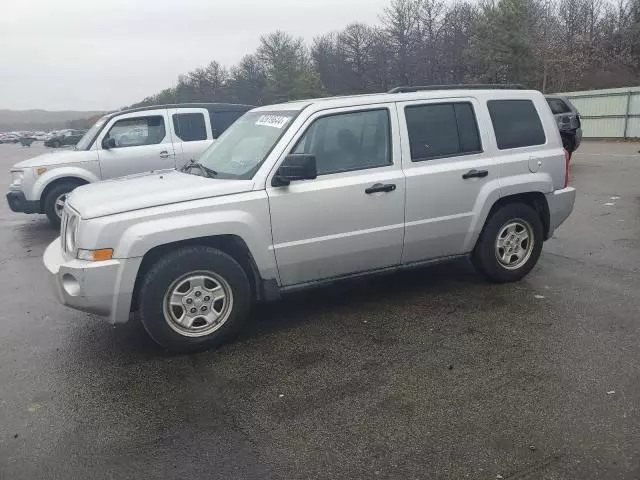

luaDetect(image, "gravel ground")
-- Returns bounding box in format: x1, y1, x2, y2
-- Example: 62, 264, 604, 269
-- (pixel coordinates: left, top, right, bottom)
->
0, 141, 639, 479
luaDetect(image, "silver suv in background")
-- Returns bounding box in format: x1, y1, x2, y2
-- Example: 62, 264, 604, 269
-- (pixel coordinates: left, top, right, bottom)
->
44, 86, 575, 352
545, 95, 582, 156
6, 102, 252, 227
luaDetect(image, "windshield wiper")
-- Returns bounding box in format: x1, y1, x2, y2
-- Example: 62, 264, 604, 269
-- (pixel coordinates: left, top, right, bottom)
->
180, 159, 218, 178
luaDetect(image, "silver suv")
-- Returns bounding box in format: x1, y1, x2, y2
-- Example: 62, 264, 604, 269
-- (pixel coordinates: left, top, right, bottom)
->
43, 86, 576, 352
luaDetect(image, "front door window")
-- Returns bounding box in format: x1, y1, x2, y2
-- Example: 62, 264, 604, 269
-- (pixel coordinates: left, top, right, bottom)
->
104, 116, 166, 148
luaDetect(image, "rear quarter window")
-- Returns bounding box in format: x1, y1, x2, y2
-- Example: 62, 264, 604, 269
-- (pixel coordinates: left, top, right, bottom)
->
488, 99, 546, 150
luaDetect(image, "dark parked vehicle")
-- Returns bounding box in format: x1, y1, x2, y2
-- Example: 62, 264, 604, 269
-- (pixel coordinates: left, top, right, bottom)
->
44, 130, 86, 148
545, 95, 582, 158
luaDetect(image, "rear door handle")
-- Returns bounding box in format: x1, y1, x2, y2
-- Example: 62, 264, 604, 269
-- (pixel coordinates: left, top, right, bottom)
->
365, 183, 396, 194
159, 150, 170, 158
462, 169, 488, 179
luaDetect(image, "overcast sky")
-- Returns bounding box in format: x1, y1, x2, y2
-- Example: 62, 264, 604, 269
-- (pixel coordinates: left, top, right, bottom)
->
1, 0, 391, 111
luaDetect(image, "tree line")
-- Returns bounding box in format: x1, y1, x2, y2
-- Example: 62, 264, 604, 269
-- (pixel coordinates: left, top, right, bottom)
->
131, 0, 640, 108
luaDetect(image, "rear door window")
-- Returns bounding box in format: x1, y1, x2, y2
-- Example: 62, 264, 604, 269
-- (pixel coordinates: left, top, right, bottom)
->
488, 99, 546, 150
172, 112, 207, 142
404, 102, 482, 161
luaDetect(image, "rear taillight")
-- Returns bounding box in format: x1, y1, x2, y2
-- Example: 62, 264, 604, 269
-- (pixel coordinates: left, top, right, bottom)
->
564, 149, 570, 187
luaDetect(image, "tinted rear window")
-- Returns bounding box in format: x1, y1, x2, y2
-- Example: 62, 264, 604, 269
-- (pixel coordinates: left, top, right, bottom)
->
173, 113, 207, 142
488, 100, 546, 150
405, 102, 482, 161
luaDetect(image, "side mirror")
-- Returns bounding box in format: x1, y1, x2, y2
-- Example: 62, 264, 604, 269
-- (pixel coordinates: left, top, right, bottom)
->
102, 137, 116, 150
272, 154, 317, 187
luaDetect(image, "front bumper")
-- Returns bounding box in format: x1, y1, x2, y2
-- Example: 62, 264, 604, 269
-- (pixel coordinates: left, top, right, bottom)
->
545, 187, 576, 238
6, 191, 40, 214
43, 238, 142, 324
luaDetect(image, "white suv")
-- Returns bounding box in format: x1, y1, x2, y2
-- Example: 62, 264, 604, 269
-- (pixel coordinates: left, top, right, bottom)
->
43, 86, 575, 352
6, 103, 251, 227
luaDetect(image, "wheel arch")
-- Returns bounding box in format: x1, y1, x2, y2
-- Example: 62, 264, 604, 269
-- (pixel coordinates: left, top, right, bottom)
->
39, 176, 90, 213
131, 235, 272, 313
474, 191, 551, 250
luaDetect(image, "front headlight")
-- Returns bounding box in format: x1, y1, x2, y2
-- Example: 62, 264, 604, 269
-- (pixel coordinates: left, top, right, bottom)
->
64, 212, 79, 253
9, 170, 24, 190
61, 209, 114, 261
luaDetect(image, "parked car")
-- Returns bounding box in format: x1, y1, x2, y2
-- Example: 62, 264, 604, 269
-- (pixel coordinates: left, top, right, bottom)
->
43, 86, 576, 352
44, 129, 86, 148
33, 132, 49, 141
545, 94, 581, 157
0, 134, 20, 144
6, 103, 252, 227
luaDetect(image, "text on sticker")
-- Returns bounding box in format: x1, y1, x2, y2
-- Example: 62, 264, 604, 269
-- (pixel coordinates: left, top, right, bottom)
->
255, 115, 291, 129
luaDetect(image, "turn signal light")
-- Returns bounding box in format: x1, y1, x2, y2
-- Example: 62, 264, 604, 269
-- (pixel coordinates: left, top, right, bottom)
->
36, 167, 47, 176
77, 248, 113, 261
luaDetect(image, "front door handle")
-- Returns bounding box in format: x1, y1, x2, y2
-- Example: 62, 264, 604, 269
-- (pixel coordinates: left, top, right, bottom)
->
462, 169, 488, 179
159, 150, 170, 159
365, 183, 396, 194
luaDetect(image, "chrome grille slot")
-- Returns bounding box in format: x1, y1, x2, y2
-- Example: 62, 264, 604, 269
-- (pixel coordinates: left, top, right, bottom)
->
60, 210, 69, 253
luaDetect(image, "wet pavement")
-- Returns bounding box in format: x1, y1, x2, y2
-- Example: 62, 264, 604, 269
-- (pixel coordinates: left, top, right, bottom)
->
1, 142, 639, 479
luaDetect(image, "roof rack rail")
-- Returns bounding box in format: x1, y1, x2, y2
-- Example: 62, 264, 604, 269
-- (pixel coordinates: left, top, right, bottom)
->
388, 84, 526, 93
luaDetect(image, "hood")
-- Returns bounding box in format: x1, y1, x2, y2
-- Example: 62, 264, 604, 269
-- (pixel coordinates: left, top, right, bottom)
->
12, 149, 95, 169
67, 170, 254, 219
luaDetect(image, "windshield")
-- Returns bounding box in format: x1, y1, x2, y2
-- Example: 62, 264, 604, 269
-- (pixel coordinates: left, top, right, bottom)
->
197, 111, 298, 179
75, 115, 109, 150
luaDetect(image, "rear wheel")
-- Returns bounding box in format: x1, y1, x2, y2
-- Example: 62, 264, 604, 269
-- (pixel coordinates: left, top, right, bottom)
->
138, 246, 252, 353
472, 203, 544, 283
51, 140, 61, 148
43, 181, 78, 228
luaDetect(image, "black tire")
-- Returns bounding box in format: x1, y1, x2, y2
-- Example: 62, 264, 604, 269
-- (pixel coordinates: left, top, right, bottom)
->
43, 181, 78, 228
472, 203, 544, 283
51, 140, 61, 148
138, 246, 252, 353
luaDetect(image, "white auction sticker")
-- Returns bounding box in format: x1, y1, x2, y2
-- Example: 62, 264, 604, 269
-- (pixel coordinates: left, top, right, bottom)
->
255, 115, 291, 129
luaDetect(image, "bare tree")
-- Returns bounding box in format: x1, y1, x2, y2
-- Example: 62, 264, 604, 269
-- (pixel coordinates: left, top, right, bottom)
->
339, 23, 376, 92
381, 0, 423, 85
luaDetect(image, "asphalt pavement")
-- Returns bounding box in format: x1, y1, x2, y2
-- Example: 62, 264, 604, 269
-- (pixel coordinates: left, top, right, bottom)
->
0, 142, 639, 479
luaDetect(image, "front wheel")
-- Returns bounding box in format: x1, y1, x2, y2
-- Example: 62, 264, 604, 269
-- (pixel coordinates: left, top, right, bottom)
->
472, 203, 544, 283
43, 182, 78, 228
138, 246, 252, 353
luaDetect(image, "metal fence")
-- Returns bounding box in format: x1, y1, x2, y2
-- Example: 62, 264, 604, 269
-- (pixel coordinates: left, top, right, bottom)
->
558, 86, 640, 139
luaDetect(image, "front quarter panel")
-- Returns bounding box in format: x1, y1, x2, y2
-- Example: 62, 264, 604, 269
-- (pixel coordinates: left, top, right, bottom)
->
78, 191, 279, 282
32, 163, 101, 201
